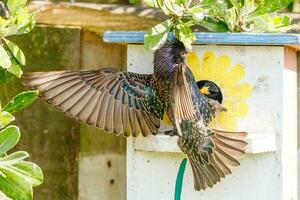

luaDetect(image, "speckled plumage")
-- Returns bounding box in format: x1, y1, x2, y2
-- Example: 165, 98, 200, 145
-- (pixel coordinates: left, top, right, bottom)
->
23, 40, 247, 191
152, 40, 247, 191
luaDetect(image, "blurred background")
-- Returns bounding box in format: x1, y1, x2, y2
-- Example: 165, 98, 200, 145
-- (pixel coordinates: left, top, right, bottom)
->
0, 0, 299, 199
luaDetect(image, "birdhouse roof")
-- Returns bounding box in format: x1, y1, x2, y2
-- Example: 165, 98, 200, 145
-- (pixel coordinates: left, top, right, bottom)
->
103, 31, 300, 50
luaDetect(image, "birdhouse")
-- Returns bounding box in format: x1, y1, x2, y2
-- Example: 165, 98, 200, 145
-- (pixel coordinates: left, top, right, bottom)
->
103, 32, 299, 200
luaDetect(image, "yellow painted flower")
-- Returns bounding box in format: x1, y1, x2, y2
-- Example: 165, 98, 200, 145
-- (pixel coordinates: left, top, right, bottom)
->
187, 51, 253, 131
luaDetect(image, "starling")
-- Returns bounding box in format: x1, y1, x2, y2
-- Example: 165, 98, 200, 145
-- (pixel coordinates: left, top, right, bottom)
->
23, 40, 247, 191
197, 80, 223, 104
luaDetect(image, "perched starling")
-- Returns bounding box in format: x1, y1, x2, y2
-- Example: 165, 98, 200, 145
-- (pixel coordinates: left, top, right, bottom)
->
0, 1, 10, 20
197, 80, 223, 104
23, 40, 247, 191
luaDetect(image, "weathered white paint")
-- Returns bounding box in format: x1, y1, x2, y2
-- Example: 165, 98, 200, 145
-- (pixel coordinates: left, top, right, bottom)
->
127, 45, 298, 200
78, 153, 126, 200
133, 133, 276, 154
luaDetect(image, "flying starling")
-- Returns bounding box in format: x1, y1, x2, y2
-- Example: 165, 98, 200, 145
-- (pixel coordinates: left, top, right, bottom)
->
23, 40, 247, 191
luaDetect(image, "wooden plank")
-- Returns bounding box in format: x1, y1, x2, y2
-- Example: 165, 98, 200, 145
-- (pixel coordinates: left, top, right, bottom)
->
28, 1, 163, 34
103, 31, 300, 47
133, 133, 276, 154
78, 30, 126, 200
0, 25, 81, 200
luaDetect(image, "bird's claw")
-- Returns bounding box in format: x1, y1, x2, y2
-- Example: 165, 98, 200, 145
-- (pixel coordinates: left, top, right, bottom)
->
164, 129, 178, 136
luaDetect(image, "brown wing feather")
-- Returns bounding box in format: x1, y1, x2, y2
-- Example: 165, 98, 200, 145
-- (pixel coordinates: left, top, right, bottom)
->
171, 63, 197, 135
23, 68, 161, 137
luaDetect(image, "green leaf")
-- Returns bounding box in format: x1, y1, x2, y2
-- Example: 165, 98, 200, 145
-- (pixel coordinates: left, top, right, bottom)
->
200, 0, 217, 9
0, 167, 32, 200
0, 111, 15, 129
6, 58, 23, 78
191, 7, 205, 22
129, 0, 140, 4
164, 1, 184, 16
176, 0, 187, 4
199, 17, 229, 32
248, 13, 292, 32
0, 68, 13, 84
3, 39, 25, 65
229, 0, 244, 9
0, 126, 20, 155
206, 0, 228, 18
250, 0, 293, 16
174, 22, 196, 51
144, 20, 171, 50
224, 7, 238, 31
0, 151, 29, 165
7, 0, 27, 14
3, 91, 39, 113
0, 45, 11, 69
7, 161, 43, 187
143, 0, 159, 7
15, 9, 36, 35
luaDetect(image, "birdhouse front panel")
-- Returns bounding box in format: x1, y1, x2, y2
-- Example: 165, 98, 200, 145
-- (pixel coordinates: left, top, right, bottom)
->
127, 44, 295, 200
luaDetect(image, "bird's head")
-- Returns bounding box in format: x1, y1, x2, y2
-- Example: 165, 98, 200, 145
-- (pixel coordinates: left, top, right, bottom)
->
153, 40, 187, 72
197, 80, 223, 104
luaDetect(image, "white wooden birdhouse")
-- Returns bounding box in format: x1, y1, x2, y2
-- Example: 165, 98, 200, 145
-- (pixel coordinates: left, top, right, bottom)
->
103, 32, 299, 200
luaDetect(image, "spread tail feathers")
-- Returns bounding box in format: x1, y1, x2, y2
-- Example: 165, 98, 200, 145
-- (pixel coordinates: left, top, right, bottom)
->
180, 128, 247, 191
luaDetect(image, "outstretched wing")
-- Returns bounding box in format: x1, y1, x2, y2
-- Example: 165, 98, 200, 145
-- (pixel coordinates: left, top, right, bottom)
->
23, 68, 164, 137
171, 63, 215, 130
171, 63, 198, 134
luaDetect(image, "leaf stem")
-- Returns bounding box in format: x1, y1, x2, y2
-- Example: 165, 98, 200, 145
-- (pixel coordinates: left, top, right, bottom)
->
185, 0, 193, 9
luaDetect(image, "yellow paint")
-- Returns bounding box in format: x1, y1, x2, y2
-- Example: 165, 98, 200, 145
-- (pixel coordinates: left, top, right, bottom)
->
163, 51, 253, 131
188, 51, 253, 131
186, 52, 202, 81
163, 112, 172, 124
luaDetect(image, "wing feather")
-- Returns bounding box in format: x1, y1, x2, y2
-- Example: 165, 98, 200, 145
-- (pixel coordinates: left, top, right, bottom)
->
23, 69, 162, 137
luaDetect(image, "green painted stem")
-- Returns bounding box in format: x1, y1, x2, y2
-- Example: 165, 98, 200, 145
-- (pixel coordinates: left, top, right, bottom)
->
174, 158, 187, 200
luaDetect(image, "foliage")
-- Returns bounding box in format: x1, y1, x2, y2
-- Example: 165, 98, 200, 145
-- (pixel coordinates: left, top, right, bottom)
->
130, 0, 293, 50
0, 0, 36, 78
0, 0, 43, 200
205, 0, 294, 32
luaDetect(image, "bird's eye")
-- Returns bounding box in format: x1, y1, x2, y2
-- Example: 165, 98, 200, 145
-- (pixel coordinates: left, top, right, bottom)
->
181, 51, 186, 57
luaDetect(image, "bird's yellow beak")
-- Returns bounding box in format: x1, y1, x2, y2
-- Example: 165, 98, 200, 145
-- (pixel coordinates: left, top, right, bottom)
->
200, 86, 210, 95
186, 52, 194, 59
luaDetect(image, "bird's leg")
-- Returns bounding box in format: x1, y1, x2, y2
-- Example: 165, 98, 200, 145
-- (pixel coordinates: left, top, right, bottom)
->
164, 129, 178, 136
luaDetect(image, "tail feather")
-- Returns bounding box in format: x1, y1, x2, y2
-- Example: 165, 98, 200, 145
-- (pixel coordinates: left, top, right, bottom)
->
190, 159, 206, 190
202, 164, 220, 186
209, 155, 225, 178
213, 153, 231, 175
214, 146, 240, 167
182, 128, 247, 191
214, 133, 247, 149
212, 136, 245, 157
189, 156, 222, 190
214, 129, 247, 139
